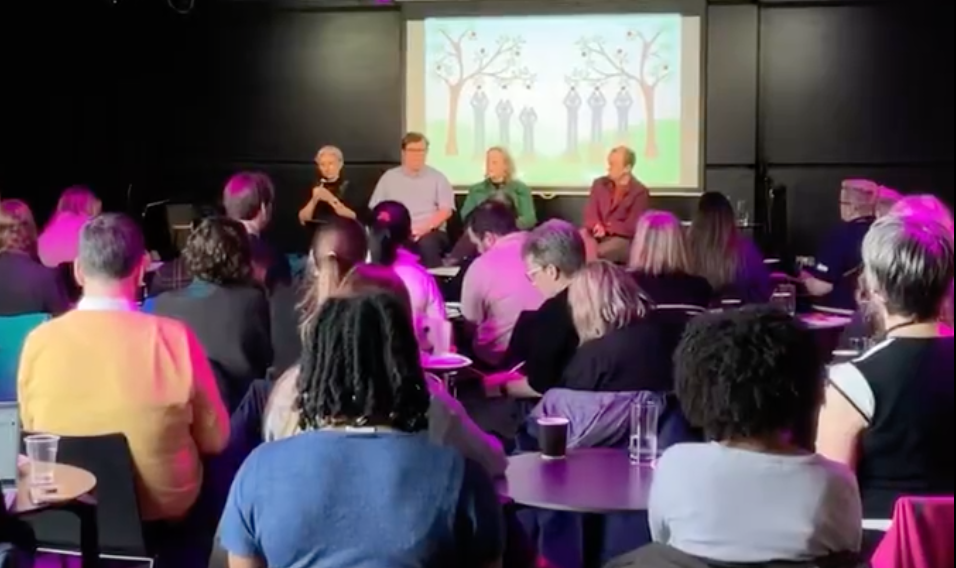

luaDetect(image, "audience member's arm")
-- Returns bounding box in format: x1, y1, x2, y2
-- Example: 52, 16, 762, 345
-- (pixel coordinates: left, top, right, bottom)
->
220, 457, 266, 568
43, 272, 70, 315
513, 181, 537, 230
186, 327, 231, 454
799, 236, 844, 297
816, 366, 869, 467
428, 382, 507, 477
459, 265, 485, 332
15, 333, 39, 430
455, 460, 505, 567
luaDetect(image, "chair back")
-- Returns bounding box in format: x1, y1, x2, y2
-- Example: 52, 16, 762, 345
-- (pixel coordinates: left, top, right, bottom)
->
871, 495, 954, 568
21, 432, 151, 560
0, 314, 50, 402
55, 262, 81, 304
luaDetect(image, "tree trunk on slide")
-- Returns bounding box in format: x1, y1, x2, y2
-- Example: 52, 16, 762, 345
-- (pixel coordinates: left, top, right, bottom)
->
640, 83, 658, 159
445, 84, 463, 156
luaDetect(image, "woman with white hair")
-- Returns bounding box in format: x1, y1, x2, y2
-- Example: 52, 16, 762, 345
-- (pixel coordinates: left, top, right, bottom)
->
298, 145, 356, 223
817, 213, 953, 550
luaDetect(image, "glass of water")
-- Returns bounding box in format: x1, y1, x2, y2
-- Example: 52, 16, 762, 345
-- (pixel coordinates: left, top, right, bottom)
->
736, 200, 750, 226
25, 434, 59, 486
771, 283, 797, 315
629, 397, 660, 465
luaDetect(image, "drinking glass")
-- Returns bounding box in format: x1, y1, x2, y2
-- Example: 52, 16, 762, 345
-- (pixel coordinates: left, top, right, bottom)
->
24, 434, 59, 486
629, 397, 660, 464
771, 283, 796, 315
735, 200, 750, 226
849, 337, 872, 353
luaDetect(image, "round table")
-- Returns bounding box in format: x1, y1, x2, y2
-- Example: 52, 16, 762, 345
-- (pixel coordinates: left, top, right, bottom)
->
499, 448, 654, 513
13, 462, 97, 514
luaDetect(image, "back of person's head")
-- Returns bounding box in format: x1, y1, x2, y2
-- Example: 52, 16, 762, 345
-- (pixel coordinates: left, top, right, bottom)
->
628, 210, 690, 275
339, 263, 412, 314
296, 292, 430, 432
183, 217, 252, 286
466, 200, 518, 241
674, 305, 822, 442
688, 191, 740, 290
368, 201, 412, 266
875, 186, 902, 218
55, 185, 101, 217
76, 213, 146, 284
222, 171, 274, 222
840, 179, 878, 219
862, 214, 954, 322
569, 260, 646, 342
890, 194, 953, 235
522, 218, 586, 279
0, 199, 37, 254
298, 216, 369, 335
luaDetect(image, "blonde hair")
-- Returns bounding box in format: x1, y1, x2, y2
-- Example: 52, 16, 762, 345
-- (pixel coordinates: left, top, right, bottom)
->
569, 260, 647, 342
0, 199, 38, 254
628, 210, 690, 275
486, 146, 515, 182
875, 186, 901, 217
55, 185, 101, 216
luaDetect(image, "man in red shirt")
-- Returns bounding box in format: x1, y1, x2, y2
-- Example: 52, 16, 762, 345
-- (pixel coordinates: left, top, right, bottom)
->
581, 146, 650, 262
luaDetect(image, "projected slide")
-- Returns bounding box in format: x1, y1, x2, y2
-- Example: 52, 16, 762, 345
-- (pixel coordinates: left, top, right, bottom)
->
405, 14, 701, 189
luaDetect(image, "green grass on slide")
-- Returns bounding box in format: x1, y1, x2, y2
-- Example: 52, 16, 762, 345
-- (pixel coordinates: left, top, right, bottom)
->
425, 119, 681, 187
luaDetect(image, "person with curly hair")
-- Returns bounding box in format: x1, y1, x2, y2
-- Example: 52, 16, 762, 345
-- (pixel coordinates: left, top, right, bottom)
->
220, 292, 504, 568
0, 199, 69, 316
152, 217, 272, 411
649, 306, 861, 563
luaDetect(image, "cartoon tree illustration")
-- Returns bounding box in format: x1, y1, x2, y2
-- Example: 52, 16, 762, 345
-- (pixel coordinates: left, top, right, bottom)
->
571, 28, 672, 158
432, 29, 534, 155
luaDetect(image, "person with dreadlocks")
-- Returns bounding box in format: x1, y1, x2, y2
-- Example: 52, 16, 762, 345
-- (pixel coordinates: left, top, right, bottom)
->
648, 305, 862, 563
220, 292, 504, 568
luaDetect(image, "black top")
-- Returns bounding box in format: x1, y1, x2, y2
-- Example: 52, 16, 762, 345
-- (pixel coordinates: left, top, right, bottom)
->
722, 237, 773, 304
808, 216, 874, 310
631, 271, 713, 308
268, 278, 304, 374
504, 289, 580, 394
250, 233, 292, 292
151, 280, 273, 412
842, 337, 954, 518
0, 252, 69, 317
561, 317, 673, 392
308, 178, 351, 222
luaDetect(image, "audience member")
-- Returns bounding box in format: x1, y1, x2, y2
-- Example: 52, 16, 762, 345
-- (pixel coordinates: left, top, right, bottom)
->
0, 199, 69, 316
368, 132, 455, 267
222, 171, 291, 290
874, 186, 901, 218
581, 146, 649, 263
650, 305, 861, 563
17, 213, 229, 523
799, 179, 877, 310
460, 201, 543, 367
369, 200, 447, 351
687, 192, 770, 304
37, 185, 101, 268
152, 217, 272, 412
562, 261, 672, 392
489, 220, 586, 398
220, 293, 503, 567
818, 213, 953, 547
628, 210, 713, 308
461, 146, 536, 230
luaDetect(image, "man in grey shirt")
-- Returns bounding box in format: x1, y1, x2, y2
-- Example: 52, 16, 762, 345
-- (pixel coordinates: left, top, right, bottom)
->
368, 132, 456, 267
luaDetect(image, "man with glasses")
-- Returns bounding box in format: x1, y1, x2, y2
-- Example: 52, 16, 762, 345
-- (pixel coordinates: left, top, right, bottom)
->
369, 132, 455, 267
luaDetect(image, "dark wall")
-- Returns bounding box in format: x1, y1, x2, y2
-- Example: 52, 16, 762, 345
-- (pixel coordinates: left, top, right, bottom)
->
0, 0, 952, 254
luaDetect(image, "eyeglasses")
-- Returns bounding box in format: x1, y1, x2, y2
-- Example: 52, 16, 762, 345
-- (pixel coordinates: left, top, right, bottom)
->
525, 266, 543, 281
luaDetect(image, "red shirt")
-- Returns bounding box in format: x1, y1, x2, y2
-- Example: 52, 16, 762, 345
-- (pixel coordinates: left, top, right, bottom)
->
583, 176, 649, 238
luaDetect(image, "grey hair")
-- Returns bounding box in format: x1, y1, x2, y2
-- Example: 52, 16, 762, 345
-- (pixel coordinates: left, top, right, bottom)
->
862, 214, 953, 321
568, 260, 647, 342
875, 186, 901, 217
612, 145, 636, 168
521, 219, 586, 277
315, 145, 344, 164
77, 213, 146, 280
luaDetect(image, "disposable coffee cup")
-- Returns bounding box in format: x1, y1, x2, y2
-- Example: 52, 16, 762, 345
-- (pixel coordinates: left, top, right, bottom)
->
537, 416, 569, 459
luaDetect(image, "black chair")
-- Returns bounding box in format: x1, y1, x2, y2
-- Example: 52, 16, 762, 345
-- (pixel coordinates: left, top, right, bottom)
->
55, 262, 81, 304
21, 433, 155, 566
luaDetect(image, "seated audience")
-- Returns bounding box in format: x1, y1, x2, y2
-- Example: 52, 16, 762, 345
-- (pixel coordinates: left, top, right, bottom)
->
222, 171, 291, 290
562, 261, 672, 392
298, 145, 356, 224
152, 217, 272, 411
264, 263, 506, 475
369, 200, 447, 351
271, 216, 369, 373
581, 146, 649, 263
368, 132, 455, 267
0, 199, 69, 316
488, 220, 586, 397
17, 213, 229, 523
874, 186, 901, 218
799, 179, 877, 310
220, 293, 503, 567
687, 192, 770, 303
818, 213, 953, 544
628, 210, 713, 308
650, 305, 862, 563
461, 147, 536, 230
37, 185, 101, 268
461, 201, 543, 367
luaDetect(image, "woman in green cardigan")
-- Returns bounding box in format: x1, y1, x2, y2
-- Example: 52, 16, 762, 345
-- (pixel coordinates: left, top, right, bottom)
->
460, 147, 536, 229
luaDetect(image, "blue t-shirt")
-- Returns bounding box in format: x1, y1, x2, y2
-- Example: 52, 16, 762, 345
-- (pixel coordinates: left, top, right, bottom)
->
219, 430, 503, 568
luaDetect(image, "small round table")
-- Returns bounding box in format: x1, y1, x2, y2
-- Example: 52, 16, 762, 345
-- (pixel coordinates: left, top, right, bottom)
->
499, 448, 654, 513
13, 462, 97, 514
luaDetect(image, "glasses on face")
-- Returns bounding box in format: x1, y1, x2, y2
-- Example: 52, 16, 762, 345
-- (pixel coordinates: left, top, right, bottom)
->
404, 147, 427, 154
525, 266, 543, 281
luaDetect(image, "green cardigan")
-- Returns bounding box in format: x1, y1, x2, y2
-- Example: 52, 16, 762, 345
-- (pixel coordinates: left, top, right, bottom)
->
460, 179, 537, 229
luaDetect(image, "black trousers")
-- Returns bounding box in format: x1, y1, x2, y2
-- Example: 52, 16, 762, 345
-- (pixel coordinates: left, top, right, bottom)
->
412, 230, 450, 268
